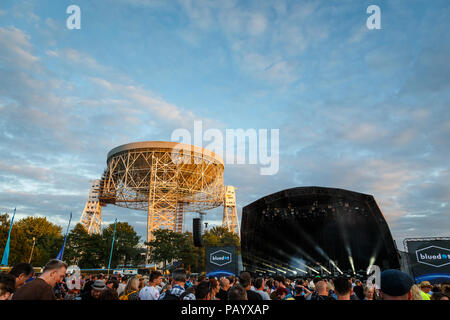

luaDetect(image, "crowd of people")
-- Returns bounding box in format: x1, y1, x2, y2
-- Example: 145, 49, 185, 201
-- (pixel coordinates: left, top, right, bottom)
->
0, 259, 449, 301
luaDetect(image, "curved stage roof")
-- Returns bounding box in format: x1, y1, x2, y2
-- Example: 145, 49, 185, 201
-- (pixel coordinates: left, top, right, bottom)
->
241, 187, 400, 276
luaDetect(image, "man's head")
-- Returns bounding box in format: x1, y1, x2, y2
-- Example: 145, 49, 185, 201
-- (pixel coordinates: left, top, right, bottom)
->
333, 277, 353, 300
380, 269, 414, 300
419, 281, 432, 293
172, 268, 187, 285
41, 259, 68, 287
220, 277, 230, 290
315, 280, 329, 296
150, 270, 163, 286
254, 277, 265, 291
9, 263, 34, 288
91, 280, 106, 299
106, 279, 118, 290
195, 281, 210, 300
239, 272, 252, 290
228, 284, 248, 300
0, 273, 16, 300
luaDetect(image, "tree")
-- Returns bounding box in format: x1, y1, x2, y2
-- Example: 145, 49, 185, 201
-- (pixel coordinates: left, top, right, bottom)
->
146, 229, 188, 270
102, 222, 141, 268
64, 223, 104, 268
0, 214, 64, 267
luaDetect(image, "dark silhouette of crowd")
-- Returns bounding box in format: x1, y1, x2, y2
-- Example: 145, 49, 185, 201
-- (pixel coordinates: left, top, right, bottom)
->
1, 259, 449, 301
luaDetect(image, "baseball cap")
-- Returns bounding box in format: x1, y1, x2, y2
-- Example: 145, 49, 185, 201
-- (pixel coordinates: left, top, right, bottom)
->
92, 280, 106, 291
380, 269, 414, 296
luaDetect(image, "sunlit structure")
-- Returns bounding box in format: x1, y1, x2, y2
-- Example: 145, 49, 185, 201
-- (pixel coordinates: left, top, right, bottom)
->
79, 179, 102, 235
98, 141, 226, 262
222, 186, 240, 237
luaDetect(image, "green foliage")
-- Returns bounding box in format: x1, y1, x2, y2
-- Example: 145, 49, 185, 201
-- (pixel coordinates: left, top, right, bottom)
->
64, 223, 104, 269
146, 229, 186, 269
0, 213, 63, 267
145, 226, 240, 273
102, 222, 141, 268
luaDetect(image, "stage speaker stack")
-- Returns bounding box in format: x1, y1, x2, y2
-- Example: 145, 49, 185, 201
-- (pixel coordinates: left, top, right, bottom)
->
193, 218, 203, 247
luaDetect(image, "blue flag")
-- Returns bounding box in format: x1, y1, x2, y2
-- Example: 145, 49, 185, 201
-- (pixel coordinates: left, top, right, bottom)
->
108, 218, 118, 270
56, 212, 72, 261
1, 208, 16, 266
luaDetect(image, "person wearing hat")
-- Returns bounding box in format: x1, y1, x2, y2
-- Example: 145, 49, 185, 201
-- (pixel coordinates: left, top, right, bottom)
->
419, 281, 432, 300
380, 269, 414, 300
81, 280, 106, 300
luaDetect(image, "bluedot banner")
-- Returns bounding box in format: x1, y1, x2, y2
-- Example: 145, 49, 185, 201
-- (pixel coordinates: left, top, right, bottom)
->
405, 239, 450, 284
206, 246, 238, 278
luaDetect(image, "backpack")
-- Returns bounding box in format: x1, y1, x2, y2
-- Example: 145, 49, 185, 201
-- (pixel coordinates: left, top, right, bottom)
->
119, 290, 137, 300
161, 290, 190, 301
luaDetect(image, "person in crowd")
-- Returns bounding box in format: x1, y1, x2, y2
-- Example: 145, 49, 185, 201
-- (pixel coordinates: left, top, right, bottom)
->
239, 272, 262, 300
0, 272, 16, 300
106, 279, 119, 292
208, 278, 220, 300
119, 276, 140, 300
12, 259, 67, 300
411, 284, 423, 300
275, 287, 295, 300
380, 269, 414, 300
64, 287, 81, 300
228, 275, 237, 287
185, 275, 193, 288
82, 280, 106, 300
117, 276, 127, 296
216, 277, 231, 301
307, 280, 335, 300
431, 292, 449, 300
419, 281, 432, 300
333, 277, 354, 300
195, 281, 211, 300
254, 277, 271, 300
139, 270, 162, 300
228, 284, 247, 300
81, 274, 98, 296
99, 288, 119, 300
159, 268, 195, 300
353, 285, 365, 300
9, 263, 34, 289
363, 286, 375, 300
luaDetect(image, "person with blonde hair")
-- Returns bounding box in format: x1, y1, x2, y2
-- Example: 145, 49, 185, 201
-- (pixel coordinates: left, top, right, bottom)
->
411, 284, 423, 300
119, 276, 140, 300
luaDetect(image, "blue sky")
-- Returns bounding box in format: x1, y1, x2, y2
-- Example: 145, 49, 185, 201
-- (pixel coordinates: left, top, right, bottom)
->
0, 0, 449, 246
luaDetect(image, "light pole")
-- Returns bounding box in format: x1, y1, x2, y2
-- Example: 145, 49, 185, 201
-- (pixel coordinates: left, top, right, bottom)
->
28, 237, 36, 264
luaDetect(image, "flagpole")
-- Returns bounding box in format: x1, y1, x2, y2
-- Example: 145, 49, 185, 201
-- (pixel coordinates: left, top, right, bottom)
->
1, 208, 16, 266
107, 218, 117, 276
56, 212, 72, 261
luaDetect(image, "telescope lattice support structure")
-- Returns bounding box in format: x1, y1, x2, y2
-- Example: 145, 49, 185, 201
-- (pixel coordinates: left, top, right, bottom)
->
79, 180, 102, 235
98, 142, 225, 264
222, 186, 240, 238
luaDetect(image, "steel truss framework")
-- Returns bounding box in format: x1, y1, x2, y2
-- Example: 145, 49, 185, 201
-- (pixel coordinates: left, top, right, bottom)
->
222, 186, 240, 237
98, 142, 225, 262
79, 180, 102, 235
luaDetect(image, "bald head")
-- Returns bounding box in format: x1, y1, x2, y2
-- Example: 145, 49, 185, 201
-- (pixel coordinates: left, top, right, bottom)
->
316, 281, 328, 295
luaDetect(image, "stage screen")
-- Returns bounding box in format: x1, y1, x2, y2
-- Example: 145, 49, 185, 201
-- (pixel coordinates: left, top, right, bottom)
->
405, 239, 450, 284
205, 246, 238, 278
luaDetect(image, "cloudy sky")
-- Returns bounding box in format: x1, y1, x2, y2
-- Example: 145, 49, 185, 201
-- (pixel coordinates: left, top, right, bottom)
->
0, 0, 449, 247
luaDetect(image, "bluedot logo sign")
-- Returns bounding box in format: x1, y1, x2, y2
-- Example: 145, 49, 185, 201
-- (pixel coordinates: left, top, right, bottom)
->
416, 246, 450, 268
210, 250, 232, 267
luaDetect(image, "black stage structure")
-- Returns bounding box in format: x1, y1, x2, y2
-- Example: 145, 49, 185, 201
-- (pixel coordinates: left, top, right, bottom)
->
241, 187, 400, 276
